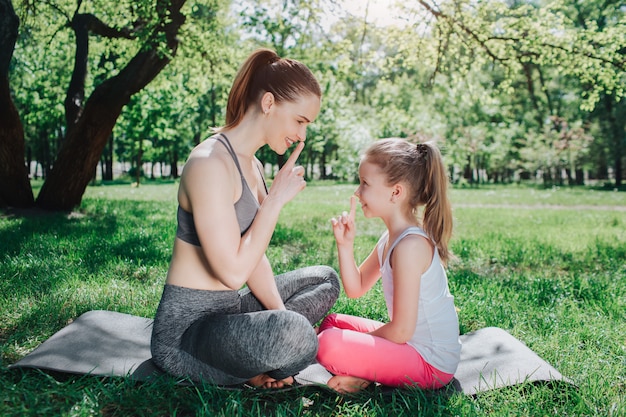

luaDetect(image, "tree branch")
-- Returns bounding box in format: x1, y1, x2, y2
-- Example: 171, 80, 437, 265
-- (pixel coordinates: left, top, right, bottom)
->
417, 0, 507, 63
488, 36, 626, 72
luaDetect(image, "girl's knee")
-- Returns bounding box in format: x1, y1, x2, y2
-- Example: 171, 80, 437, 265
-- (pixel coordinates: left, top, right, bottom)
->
316, 328, 343, 364
319, 313, 339, 332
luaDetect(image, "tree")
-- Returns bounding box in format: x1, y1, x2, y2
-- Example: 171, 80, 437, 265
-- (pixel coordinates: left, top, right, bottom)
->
404, 0, 625, 186
0, 0, 33, 208
37, 0, 189, 210
2, 0, 193, 211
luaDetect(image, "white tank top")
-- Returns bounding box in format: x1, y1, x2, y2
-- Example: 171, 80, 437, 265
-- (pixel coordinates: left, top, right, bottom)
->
377, 227, 461, 374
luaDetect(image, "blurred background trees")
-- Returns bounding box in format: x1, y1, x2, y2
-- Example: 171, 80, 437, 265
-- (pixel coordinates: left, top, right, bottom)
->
2, 0, 624, 210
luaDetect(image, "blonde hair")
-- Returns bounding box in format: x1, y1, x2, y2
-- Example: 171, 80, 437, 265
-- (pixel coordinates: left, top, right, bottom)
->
220, 48, 321, 130
364, 138, 453, 264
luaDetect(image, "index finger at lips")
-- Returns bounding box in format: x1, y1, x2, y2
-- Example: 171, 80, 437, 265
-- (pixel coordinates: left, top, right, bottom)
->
349, 195, 357, 219
284, 142, 304, 169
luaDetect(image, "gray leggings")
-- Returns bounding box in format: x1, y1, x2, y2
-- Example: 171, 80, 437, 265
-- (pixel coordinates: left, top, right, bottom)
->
151, 265, 340, 385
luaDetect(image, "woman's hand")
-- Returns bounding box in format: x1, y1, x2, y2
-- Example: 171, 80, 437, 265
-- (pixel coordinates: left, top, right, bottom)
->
267, 142, 307, 205
331, 195, 357, 246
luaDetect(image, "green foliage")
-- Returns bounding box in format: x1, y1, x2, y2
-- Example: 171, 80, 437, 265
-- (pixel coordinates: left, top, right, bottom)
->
7, 0, 626, 200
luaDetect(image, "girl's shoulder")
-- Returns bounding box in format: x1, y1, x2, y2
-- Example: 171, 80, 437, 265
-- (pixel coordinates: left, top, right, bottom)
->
392, 226, 430, 247
391, 230, 435, 274
394, 231, 432, 253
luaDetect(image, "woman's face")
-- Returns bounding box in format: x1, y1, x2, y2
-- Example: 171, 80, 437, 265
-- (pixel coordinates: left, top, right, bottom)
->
266, 94, 321, 155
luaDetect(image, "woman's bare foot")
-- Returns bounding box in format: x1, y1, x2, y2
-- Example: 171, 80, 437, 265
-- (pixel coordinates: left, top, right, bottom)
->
248, 374, 294, 389
327, 375, 371, 394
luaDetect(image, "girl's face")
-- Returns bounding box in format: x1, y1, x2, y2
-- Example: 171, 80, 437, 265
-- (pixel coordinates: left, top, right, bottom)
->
354, 160, 393, 218
266, 94, 321, 155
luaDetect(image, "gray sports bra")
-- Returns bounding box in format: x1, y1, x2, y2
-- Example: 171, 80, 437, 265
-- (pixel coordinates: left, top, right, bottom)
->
176, 134, 268, 246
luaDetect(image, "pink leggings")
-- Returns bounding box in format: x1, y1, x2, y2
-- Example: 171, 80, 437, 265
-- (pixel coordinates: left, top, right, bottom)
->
316, 313, 453, 389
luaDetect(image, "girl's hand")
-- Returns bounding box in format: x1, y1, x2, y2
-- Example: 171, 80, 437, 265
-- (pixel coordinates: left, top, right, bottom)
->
267, 142, 306, 205
331, 195, 357, 246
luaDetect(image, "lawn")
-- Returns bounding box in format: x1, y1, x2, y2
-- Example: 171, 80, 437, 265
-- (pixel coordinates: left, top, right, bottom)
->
1, 181, 624, 416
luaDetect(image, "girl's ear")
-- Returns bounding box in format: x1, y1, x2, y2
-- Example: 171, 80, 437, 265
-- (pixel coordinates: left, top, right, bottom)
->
391, 184, 404, 202
261, 92, 275, 114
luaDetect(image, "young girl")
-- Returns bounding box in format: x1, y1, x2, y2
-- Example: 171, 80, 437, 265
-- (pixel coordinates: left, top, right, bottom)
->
317, 138, 461, 394
151, 49, 339, 389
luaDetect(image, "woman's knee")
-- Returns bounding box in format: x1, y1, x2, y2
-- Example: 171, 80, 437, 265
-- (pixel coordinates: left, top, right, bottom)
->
319, 265, 340, 290
313, 265, 340, 306
302, 265, 340, 290
274, 311, 318, 350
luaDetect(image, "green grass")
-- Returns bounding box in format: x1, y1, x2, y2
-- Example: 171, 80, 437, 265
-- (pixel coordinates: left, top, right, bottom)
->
1, 181, 625, 416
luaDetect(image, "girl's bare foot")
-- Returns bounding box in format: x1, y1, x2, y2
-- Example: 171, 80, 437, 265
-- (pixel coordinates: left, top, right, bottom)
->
327, 375, 371, 394
248, 374, 294, 389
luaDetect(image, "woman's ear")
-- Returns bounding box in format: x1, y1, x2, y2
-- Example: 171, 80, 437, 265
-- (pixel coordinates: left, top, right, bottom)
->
261, 92, 275, 114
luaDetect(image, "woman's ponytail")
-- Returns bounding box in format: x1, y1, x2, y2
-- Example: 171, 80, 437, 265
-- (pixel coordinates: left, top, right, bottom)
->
219, 48, 321, 131
223, 49, 280, 130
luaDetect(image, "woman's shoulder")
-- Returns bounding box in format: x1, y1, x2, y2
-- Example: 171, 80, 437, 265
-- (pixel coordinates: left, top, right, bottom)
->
181, 143, 237, 197
185, 139, 232, 172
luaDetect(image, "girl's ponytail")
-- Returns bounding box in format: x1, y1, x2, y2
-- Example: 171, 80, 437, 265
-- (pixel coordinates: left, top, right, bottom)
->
418, 143, 453, 265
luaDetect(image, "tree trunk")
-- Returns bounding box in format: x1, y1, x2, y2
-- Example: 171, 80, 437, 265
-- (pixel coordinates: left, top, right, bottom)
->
0, 0, 34, 208
136, 138, 143, 185
101, 133, 114, 181
36, 0, 187, 211
171, 149, 179, 179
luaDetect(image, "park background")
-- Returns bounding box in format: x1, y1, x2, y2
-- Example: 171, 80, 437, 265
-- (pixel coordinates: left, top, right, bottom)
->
1, 0, 625, 210
1, 0, 625, 416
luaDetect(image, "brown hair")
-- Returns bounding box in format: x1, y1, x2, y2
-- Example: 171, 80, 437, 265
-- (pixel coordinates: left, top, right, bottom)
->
364, 138, 453, 264
220, 48, 321, 130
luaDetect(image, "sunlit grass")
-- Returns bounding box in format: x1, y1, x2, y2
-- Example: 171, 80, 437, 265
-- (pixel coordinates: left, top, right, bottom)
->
1, 181, 625, 416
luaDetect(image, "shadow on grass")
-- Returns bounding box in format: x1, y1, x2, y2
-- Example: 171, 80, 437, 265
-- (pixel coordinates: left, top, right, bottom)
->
0, 201, 173, 362
5, 365, 581, 416
2, 367, 463, 417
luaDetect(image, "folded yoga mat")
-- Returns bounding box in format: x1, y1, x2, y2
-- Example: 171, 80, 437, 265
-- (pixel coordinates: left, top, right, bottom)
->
9, 310, 571, 395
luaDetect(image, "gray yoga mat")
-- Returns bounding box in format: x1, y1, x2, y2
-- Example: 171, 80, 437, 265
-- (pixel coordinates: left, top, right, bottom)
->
9, 310, 571, 395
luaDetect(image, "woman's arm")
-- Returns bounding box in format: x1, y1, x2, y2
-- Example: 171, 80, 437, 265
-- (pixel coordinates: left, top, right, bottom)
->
368, 235, 432, 344
187, 142, 306, 290
245, 254, 285, 310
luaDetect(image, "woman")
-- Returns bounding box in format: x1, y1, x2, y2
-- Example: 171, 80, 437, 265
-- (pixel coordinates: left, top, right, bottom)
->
151, 48, 340, 388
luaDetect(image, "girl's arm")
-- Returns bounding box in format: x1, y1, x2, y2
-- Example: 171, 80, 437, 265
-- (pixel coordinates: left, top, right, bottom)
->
368, 235, 433, 344
187, 142, 306, 290
332, 196, 381, 298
